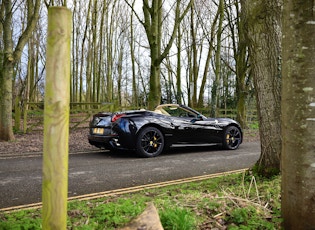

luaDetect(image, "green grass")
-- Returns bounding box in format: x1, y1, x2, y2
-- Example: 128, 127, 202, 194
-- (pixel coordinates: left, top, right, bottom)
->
0, 172, 282, 229
248, 121, 259, 130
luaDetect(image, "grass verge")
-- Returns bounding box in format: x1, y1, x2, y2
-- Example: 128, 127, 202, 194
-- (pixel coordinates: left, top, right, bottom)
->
0, 171, 281, 229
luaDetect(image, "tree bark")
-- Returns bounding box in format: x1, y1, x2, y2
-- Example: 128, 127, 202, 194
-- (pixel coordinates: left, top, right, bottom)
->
211, 0, 224, 117
143, 0, 162, 109
105, 1, 114, 103
281, 0, 315, 228
176, 25, 182, 104
0, 0, 40, 141
232, 0, 249, 128
0, 0, 15, 141
190, 3, 198, 107
129, 0, 138, 106
242, 0, 282, 177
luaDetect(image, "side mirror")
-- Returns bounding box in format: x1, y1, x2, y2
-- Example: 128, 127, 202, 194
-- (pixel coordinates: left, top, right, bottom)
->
191, 114, 203, 123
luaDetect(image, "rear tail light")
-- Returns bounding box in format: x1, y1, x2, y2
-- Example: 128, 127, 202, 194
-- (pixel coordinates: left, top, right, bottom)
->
111, 113, 125, 122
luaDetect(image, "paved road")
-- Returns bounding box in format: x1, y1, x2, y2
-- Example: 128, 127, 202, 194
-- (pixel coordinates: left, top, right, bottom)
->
0, 142, 260, 209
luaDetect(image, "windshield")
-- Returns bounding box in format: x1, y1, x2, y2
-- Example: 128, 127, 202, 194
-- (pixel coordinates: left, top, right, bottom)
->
154, 104, 198, 118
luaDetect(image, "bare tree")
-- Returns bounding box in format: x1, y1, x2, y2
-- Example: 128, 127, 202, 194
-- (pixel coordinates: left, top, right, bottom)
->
126, 0, 193, 109
174, 23, 184, 104
0, 0, 40, 141
179, 0, 221, 109
210, 0, 224, 117
189, 2, 198, 107
196, 2, 218, 108
226, 0, 250, 128
128, 0, 139, 106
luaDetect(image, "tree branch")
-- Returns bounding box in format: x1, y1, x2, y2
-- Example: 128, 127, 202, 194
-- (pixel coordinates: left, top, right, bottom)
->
13, 0, 41, 62
158, 0, 194, 64
123, 0, 145, 26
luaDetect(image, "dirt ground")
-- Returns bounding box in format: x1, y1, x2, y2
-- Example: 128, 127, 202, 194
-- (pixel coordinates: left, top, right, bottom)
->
0, 127, 259, 155
0, 128, 96, 155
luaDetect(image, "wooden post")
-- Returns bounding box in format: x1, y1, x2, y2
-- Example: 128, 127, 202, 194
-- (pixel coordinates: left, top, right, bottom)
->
42, 7, 71, 229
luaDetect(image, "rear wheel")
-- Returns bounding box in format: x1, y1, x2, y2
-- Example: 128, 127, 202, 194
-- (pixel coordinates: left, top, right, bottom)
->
222, 126, 242, 150
136, 127, 164, 157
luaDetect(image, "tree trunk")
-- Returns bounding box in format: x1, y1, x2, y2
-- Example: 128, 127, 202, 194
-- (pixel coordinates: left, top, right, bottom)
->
106, 4, 114, 103
211, 0, 224, 117
0, 0, 15, 141
197, 4, 219, 108
92, 0, 98, 103
234, 0, 248, 128
176, 25, 182, 104
0, 0, 40, 141
148, 62, 161, 109
190, 3, 198, 107
79, 0, 92, 105
117, 43, 124, 106
97, 1, 106, 104
242, 0, 282, 177
129, 0, 138, 106
0, 62, 15, 141
144, 0, 162, 109
281, 0, 315, 228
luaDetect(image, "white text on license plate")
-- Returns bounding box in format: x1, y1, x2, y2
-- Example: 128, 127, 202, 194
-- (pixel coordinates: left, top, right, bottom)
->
93, 128, 104, 134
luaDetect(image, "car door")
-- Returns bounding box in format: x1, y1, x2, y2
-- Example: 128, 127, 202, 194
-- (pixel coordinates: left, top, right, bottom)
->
166, 106, 206, 143
190, 119, 222, 143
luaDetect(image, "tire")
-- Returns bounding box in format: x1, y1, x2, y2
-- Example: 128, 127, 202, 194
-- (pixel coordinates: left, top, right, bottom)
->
222, 126, 242, 150
136, 127, 164, 157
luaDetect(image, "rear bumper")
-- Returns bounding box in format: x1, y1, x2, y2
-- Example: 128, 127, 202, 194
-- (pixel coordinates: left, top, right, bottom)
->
88, 134, 116, 149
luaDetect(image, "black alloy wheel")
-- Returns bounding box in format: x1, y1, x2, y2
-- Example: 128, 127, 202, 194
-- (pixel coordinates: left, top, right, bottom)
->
222, 126, 242, 150
136, 127, 164, 157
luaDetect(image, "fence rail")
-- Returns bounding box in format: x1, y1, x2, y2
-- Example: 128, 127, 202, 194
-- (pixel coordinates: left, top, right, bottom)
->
16, 103, 257, 132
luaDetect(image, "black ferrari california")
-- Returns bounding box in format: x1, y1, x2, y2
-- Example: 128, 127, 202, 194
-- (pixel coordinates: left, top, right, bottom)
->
88, 104, 243, 157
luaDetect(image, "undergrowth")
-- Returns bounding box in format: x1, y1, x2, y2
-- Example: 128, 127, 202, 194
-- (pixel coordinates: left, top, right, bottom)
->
0, 172, 282, 229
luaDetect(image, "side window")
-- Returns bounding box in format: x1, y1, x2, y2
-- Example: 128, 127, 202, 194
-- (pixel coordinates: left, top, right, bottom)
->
165, 107, 196, 118
163, 107, 177, 116
184, 110, 197, 118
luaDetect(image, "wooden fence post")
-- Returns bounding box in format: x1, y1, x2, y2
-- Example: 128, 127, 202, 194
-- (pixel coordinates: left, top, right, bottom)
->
42, 7, 72, 229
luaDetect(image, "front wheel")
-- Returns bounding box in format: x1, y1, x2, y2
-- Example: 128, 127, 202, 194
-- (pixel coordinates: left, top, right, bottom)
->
222, 126, 242, 150
136, 127, 164, 157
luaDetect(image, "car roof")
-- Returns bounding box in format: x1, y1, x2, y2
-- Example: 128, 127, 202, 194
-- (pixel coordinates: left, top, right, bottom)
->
155, 104, 180, 109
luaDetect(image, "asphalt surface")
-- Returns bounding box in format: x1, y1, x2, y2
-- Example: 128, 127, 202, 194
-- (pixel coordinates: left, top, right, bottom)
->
0, 142, 260, 209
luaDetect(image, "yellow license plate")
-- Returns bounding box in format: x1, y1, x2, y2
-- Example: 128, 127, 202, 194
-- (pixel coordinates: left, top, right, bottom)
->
93, 128, 104, 134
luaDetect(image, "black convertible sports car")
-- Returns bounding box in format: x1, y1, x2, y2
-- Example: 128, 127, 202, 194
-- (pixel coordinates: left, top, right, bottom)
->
88, 104, 243, 157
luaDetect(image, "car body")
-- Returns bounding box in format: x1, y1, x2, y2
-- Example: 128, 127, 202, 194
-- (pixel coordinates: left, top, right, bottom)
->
88, 104, 243, 157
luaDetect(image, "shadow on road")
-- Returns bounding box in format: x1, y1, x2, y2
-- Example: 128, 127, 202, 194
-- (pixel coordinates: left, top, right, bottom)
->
81, 143, 230, 159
